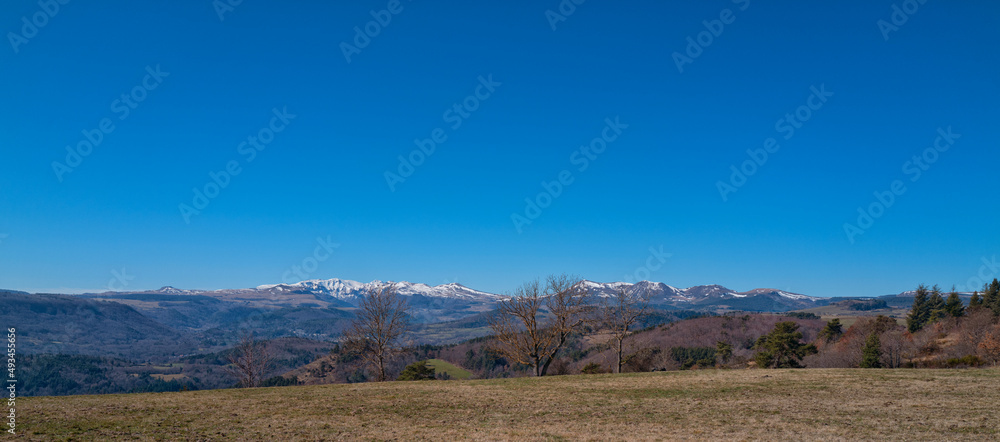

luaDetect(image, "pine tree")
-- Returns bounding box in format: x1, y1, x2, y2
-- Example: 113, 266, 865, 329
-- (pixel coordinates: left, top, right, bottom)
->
969, 291, 983, 310
859, 331, 882, 368
944, 288, 965, 318
753, 322, 817, 369
715, 341, 733, 366
927, 285, 947, 323
986, 279, 1000, 316
907, 284, 930, 333
818, 318, 844, 343
396, 360, 436, 381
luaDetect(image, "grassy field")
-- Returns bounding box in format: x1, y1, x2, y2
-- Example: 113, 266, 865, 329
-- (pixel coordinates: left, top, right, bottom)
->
425, 359, 473, 380
791, 304, 909, 328
18, 368, 1000, 440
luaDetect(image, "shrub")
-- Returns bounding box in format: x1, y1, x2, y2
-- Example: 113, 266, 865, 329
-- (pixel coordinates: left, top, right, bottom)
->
260, 376, 299, 387
581, 362, 606, 374
784, 312, 820, 320
626, 347, 665, 372
945, 355, 984, 368
668, 347, 716, 370
397, 360, 436, 381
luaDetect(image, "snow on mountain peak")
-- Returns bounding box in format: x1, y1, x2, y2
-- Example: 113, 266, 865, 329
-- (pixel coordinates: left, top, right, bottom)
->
257, 278, 504, 301
158, 286, 189, 294
253, 277, 825, 305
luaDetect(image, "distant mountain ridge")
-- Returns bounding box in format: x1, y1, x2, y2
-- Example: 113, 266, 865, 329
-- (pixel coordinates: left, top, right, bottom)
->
0, 277, 837, 358
576, 280, 826, 311
76, 277, 830, 316
0, 279, 876, 366
257, 279, 503, 303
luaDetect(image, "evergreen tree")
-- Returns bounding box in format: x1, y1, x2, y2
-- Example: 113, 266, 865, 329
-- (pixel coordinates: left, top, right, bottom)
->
818, 318, 844, 343
907, 284, 930, 333
859, 331, 882, 368
969, 291, 983, 310
944, 288, 965, 318
986, 279, 1000, 316
396, 360, 436, 381
753, 322, 817, 369
927, 285, 947, 323
715, 341, 733, 366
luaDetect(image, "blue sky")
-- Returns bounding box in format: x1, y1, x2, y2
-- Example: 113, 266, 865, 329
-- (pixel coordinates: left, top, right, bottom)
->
1, 0, 997, 297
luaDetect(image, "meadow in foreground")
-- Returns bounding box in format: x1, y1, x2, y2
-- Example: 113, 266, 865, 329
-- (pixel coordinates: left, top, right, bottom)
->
18, 368, 1000, 440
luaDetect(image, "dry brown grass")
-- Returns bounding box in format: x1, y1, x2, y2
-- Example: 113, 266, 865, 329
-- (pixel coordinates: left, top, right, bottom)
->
18, 368, 1000, 440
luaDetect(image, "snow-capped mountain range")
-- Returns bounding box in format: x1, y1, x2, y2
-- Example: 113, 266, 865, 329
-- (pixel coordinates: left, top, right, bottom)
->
256, 279, 503, 302
577, 280, 819, 301
93, 278, 829, 319
575, 280, 825, 311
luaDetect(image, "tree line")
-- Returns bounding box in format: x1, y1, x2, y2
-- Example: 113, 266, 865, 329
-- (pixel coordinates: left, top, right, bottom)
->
807, 278, 1000, 369
223, 277, 1000, 387
320, 274, 822, 381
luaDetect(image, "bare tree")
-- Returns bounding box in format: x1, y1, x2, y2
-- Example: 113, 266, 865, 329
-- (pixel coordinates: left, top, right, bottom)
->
601, 287, 649, 373
542, 275, 591, 375
225, 331, 272, 388
880, 328, 906, 369
342, 285, 411, 382
487, 275, 587, 377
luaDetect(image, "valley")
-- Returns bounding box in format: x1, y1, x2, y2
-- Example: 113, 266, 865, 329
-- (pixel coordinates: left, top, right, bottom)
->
1, 278, 967, 396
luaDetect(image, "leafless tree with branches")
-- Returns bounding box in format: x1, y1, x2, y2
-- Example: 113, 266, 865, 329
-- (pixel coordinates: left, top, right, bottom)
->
487, 274, 588, 376
225, 330, 272, 388
601, 287, 649, 373
342, 285, 411, 382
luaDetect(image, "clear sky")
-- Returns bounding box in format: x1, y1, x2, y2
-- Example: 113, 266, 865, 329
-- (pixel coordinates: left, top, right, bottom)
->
1, 0, 997, 297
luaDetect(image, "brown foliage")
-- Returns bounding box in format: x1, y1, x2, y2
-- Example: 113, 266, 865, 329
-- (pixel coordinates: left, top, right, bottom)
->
805, 316, 907, 368
954, 309, 995, 357
809, 308, 1000, 368
623, 347, 666, 373
576, 314, 824, 372
978, 325, 1000, 365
